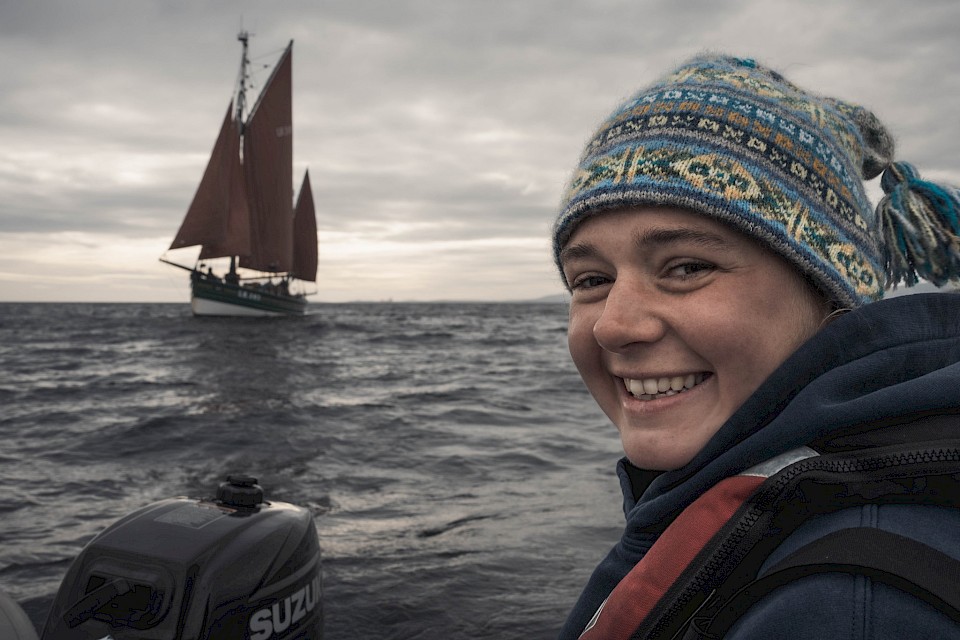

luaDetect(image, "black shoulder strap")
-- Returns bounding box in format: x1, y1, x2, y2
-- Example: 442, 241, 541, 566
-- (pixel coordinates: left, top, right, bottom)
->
688, 527, 960, 638
632, 442, 960, 640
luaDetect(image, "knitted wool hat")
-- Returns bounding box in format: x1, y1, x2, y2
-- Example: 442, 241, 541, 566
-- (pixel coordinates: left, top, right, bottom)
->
553, 54, 960, 307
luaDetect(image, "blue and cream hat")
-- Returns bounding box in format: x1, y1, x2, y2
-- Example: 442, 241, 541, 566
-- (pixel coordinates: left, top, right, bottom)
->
553, 54, 960, 307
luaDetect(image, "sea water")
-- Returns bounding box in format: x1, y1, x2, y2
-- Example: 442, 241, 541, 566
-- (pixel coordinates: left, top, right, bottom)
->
0, 302, 624, 639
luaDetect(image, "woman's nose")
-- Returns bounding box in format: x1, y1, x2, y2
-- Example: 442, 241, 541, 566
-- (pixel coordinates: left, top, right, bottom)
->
592, 280, 666, 353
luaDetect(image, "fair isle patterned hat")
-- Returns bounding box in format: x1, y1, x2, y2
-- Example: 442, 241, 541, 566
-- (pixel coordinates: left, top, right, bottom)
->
553, 54, 960, 307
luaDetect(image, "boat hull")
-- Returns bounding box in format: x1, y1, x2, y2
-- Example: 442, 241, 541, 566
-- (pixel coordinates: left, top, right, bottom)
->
191, 275, 307, 317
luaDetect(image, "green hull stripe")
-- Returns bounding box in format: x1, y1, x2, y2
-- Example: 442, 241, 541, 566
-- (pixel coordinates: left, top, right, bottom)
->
192, 279, 307, 315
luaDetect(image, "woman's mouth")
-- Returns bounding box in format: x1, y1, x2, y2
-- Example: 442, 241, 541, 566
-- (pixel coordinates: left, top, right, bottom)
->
623, 373, 710, 400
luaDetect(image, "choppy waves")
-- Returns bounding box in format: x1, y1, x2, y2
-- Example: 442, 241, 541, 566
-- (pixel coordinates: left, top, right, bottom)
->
0, 302, 624, 638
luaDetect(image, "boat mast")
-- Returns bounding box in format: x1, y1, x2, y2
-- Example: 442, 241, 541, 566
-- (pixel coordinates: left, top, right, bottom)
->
227, 30, 251, 282
235, 30, 251, 135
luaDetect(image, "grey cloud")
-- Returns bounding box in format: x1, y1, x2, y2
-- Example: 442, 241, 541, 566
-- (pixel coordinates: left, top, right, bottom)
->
2, 0, 959, 300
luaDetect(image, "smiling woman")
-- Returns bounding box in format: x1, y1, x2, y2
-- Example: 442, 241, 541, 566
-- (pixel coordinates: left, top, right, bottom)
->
550, 54, 960, 639
563, 207, 828, 471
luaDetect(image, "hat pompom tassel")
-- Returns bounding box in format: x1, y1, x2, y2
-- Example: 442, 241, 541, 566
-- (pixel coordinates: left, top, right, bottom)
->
875, 161, 960, 288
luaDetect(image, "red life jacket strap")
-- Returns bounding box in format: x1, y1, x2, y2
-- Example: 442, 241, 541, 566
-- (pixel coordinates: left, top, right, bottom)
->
579, 474, 765, 640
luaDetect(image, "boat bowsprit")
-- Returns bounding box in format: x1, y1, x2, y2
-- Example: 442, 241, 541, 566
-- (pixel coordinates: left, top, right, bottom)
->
4, 476, 323, 639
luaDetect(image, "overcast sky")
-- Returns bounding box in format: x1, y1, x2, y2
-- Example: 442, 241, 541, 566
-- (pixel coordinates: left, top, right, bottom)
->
1, 0, 958, 302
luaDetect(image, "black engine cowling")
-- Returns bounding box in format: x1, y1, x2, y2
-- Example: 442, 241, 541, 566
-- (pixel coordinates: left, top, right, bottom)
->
41, 476, 323, 639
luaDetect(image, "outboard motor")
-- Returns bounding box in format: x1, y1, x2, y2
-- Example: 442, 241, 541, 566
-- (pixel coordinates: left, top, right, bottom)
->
41, 476, 322, 639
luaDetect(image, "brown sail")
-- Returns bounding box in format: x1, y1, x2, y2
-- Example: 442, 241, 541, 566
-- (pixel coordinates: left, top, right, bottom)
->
163, 34, 316, 317
239, 42, 294, 273
291, 170, 318, 282
168, 102, 251, 259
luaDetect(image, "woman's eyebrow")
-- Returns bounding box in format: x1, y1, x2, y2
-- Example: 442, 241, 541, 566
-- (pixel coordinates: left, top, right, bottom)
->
634, 226, 732, 251
559, 225, 733, 268
558, 242, 600, 267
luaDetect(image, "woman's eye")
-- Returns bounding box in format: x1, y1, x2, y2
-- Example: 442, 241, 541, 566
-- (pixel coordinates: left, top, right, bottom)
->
572, 274, 610, 290
666, 261, 714, 279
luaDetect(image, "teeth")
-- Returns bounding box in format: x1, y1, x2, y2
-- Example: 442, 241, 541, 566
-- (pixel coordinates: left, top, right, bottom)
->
625, 373, 706, 400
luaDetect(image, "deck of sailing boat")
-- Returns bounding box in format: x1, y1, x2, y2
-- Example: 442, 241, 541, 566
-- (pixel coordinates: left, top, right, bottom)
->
189, 269, 308, 316
161, 31, 317, 317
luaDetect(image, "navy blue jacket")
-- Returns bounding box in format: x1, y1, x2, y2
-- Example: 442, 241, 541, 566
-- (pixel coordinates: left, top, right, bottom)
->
560, 293, 960, 639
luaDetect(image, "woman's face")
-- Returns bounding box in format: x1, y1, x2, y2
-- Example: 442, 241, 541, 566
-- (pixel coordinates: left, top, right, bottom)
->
561, 207, 829, 471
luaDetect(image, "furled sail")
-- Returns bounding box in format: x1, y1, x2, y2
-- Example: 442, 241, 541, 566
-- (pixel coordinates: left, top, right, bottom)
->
169, 102, 251, 259
239, 42, 294, 273
291, 170, 318, 282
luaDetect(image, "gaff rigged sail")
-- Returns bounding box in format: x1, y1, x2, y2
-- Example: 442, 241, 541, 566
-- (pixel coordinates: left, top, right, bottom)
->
169, 103, 252, 260
168, 40, 316, 279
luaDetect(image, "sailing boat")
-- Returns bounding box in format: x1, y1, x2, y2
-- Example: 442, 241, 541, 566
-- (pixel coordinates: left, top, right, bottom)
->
161, 32, 317, 316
